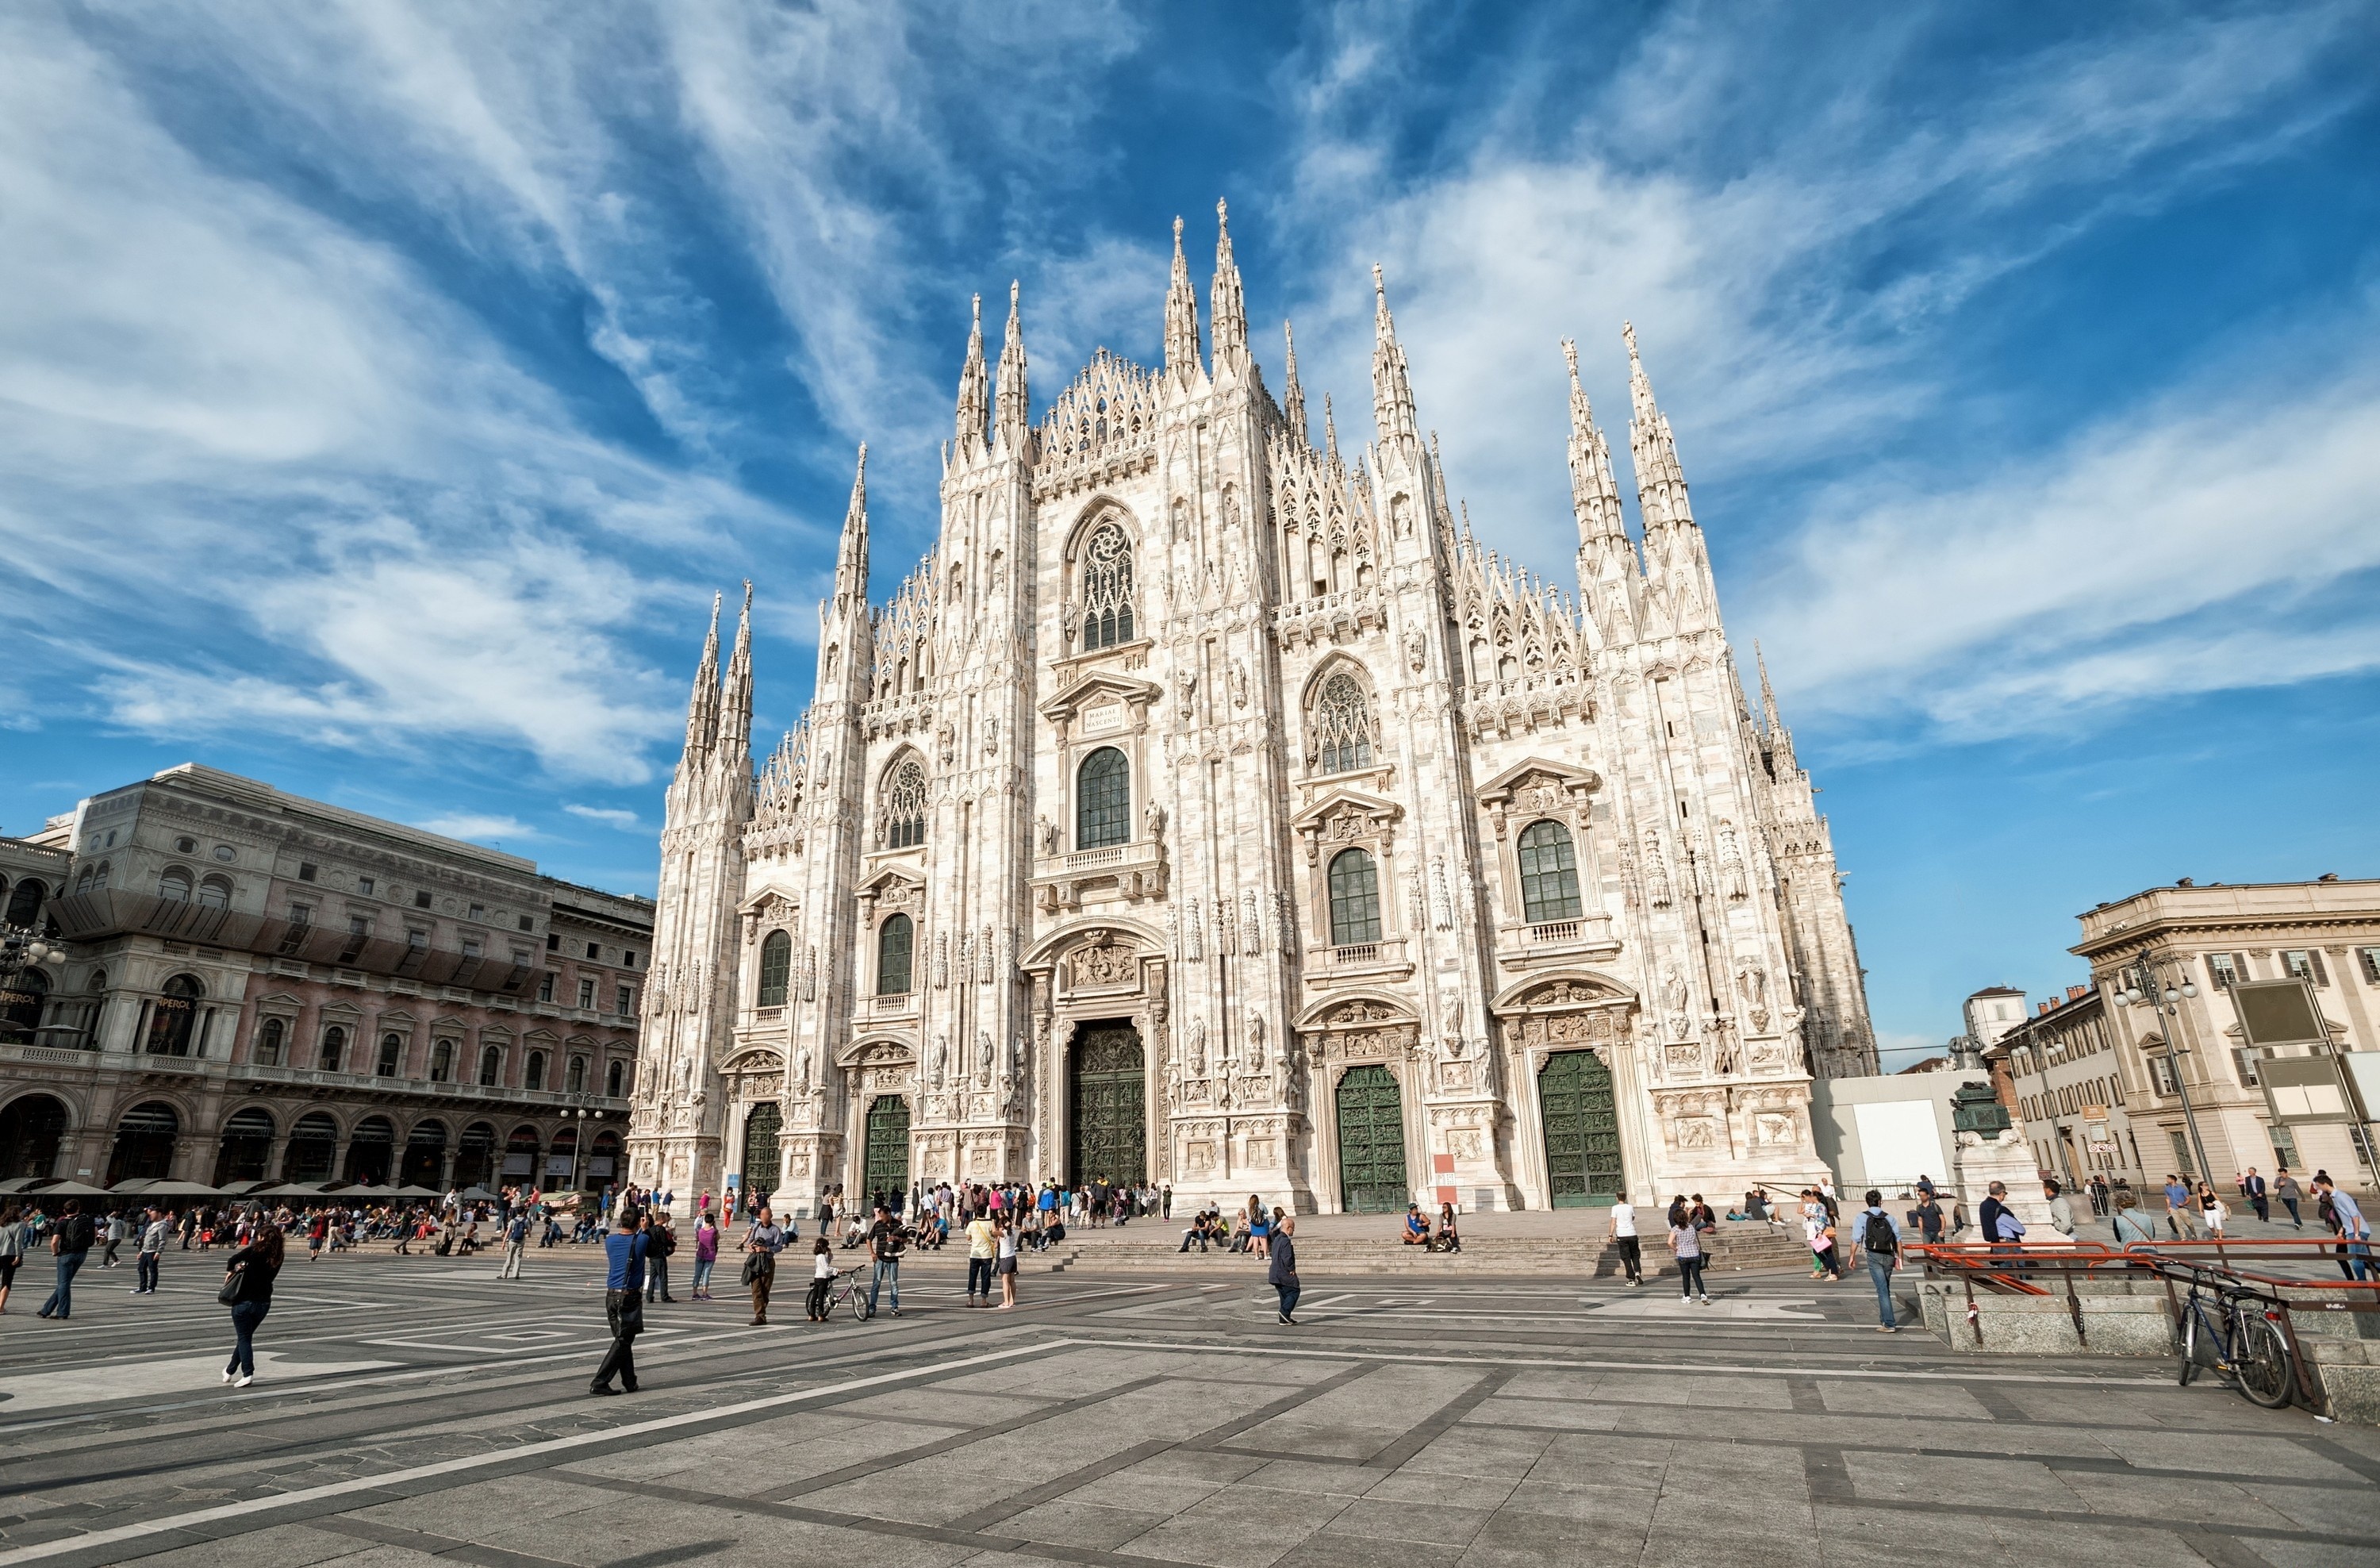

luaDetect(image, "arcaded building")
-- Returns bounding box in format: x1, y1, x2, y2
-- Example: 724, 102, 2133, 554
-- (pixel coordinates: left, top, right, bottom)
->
633, 207, 1876, 1216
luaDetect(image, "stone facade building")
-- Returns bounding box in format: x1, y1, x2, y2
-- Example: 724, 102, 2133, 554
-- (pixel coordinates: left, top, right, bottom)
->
0, 766, 649, 1193
1989, 986, 2138, 1188
634, 208, 1876, 1216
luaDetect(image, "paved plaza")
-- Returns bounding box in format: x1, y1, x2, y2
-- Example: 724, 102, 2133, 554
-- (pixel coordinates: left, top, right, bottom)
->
1, 1247, 2376, 1568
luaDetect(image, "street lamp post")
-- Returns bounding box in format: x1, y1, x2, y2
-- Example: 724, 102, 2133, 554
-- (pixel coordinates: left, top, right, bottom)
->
2116, 948, 2213, 1185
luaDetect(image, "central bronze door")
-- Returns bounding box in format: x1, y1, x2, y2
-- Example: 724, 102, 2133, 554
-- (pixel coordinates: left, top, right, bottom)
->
1538, 1050, 1623, 1206
1068, 1022, 1146, 1186
863, 1095, 911, 1201
1335, 1064, 1410, 1213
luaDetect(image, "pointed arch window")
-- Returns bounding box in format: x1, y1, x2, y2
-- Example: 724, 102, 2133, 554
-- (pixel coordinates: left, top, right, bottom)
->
878, 758, 927, 849
1076, 747, 1130, 850
1313, 671, 1376, 774
1327, 847, 1383, 947
1516, 820, 1584, 924
877, 913, 914, 997
757, 929, 792, 1008
1079, 521, 1135, 649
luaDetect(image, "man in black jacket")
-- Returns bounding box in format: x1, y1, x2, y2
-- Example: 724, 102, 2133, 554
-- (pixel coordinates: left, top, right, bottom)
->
37, 1200, 95, 1320
643, 1213, 678, 1304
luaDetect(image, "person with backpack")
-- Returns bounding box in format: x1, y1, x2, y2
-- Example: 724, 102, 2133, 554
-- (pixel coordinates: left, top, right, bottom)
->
644, 1213, 679, 1304
1852, 1189, 1902, 1332
36, 1198, 95, 1320
498, 1208, 530, 1280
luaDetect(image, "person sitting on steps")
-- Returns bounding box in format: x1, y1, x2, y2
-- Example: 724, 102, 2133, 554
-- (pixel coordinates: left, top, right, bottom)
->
1401, 1205, 1430, 1247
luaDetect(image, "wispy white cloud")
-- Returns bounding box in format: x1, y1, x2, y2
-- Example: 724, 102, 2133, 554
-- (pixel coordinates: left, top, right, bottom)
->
565, 804, 642, 830
414, 813, 541, 845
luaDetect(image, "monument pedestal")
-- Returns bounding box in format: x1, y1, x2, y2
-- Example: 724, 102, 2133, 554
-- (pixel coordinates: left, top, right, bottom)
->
1954, 1128, 2070, 1245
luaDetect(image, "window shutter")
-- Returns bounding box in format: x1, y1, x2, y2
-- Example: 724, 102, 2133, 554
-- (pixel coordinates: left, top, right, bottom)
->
2309, 950, 2331, 987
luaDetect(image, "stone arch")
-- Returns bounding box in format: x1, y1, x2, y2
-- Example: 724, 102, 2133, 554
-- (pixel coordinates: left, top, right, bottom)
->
0, 1090, 75, 1181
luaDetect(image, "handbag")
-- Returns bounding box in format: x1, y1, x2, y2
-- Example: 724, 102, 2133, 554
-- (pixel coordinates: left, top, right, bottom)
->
217, 1266, 248, 1306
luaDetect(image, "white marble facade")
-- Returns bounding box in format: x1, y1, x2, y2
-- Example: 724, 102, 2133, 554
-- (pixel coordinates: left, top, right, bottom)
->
630, 206, 1876, 1216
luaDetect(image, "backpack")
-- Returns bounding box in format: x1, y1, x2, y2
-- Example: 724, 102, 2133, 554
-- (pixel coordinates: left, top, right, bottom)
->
1861, 1213, 1897, 1255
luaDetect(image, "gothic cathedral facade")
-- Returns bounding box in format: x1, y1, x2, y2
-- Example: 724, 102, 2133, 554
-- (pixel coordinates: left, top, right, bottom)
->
631, 206, 1875, 1216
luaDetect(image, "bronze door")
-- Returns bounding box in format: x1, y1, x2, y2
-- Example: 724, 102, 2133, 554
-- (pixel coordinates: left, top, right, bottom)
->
1539, 1050, 1623, 1207
1069, 1023, 1146, 1186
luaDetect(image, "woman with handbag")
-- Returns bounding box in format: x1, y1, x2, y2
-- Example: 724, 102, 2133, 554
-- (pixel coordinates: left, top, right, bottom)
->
743, 1207, 784, 1325
220, 1215, 283, 1387
1267, 1211, 1299, 1324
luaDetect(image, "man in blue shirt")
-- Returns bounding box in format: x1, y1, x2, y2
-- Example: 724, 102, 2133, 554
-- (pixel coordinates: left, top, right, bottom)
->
1852, 1189, 1904, 1332
590, 1210, 647, 1396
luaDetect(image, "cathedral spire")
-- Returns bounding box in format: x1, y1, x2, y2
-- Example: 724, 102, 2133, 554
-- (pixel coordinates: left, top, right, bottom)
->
1370, 263, 1418, 447
1280, 321, 1308, 443
1163, 216, 1202, 380
1563, 338, 1626, 545
995, 282, 1030, 453
1756, 641, 1798, 771
717, 581, 754, 767
1208, 199, 1247, 370
683, 591, 722, 759
1624, 321, 1694, 531
1322, 392, 1341, 470
834, 444, 870, 612
954, 292, 988, 453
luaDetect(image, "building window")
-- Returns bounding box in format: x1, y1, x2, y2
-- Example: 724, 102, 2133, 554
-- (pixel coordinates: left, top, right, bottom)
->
877, 913, 914, 996
415, 890, 433, 909
2168, 1130, 2196, 1182
2232, 1047, 2261, 1087
1075, 747, 1130, 850
2150, 1055, 2180, 1097
158, 868, 193, 902
288, 903, 313, 928
623, 949, 637, 967
1312, 671, 1376, 774
578, 978, 595, 1009
879, 757, 928, 850
616, 984, 633, 1016
377, 1033, 402, 1077
518, 915, 533, 932
1327, 847, 1383, 947
1516, 820, 1584, 924
1078, 521, 1136, 649
407, 928, 428, 951
257, 1017, 285, 1066
607, 1059, 626, 1097
2360, 947, 2380, 984
469, 903, 485, 920
2282, 950, 2330, 987
175, 836, 196, 854
461, 939, 482, 959
526, 1051, 547, 1090
757, 930, 792, 1007
2271, 1124, 2301, 1169
538, 973, 555, 1003
298, 863, 318, 882
2207, 953, 2240, 990
585, 942, 600, 960
144, 973, 203, 1055
358, 877, 374, 896
196, 875, 232, 909
547, 932, 560, 951
320, 1025, 346, 1074
567, 1055, 587, 1093
430, 1040, 453, 1082
479, 1046, 501, 1086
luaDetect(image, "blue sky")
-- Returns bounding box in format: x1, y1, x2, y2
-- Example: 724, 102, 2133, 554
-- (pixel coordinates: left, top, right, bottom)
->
2, 3, 2375, 1065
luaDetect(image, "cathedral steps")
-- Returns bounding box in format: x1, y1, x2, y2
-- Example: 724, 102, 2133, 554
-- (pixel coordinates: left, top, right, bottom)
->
1007, 1220, 1814, 1278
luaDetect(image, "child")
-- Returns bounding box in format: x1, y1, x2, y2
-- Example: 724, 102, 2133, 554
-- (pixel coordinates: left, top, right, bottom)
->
804, 1236, 835, 1321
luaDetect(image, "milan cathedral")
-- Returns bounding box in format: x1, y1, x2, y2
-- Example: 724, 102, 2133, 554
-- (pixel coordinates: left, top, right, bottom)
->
630, 203, 1876, 1216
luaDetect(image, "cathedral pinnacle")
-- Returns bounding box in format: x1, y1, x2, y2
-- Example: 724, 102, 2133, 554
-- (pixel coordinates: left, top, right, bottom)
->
1280, 321, 1308, 444
1756, 641, 1798, 770
1622, 321, 1692, 531
1209, 199, 1247, 369
995, 282, 1030, 452
1562, 337, 1625, 544
683, 590, 722, 759
1370, 263, 1418, 446
1164, 216, 1202, 380
954, 292, 988, 452
718, 580, 754, 766
835, 444, 870, 610
1322, 392, 1340, 469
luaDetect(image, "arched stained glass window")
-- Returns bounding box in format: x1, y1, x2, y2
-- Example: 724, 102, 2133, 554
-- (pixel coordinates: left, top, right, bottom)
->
1313, 671, 1376, 774
1327, 847, 1383, 947
877, 914, 914, 997
879, 758, 927, 849
1076, 747, 1130, 850
1517, 820, 1584, 924
758, 929, 792, 1008
1079, 521, 1135, 649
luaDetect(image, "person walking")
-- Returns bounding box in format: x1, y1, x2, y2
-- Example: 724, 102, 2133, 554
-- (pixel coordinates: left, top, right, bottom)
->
964, 1207, 999, 1307
0, 1201, 27, 1314
2163, 1174, 2200, 1239
691, 1211, 720, 1301
1606, 1197, 1642, 1286
36, 1198, 95, 1320
743, 1206, 785, 1324
1908, 1187, 1945, 1249
996, 1213, 1021, 1309
2110, 1189, 2158, 1247
2044, 1180, 2076, 1240
1852, 1189, 1902, 1332
589, 1209, 647, 1395
1670, 1206, 1710, 1305
866, 1204, 904, 1317
645, 1213, 678, 1304
1269, 1213, 1301, 1324
219, 1216, 282, 1387
498, 1207, 529, 1280
134, 1205, 169, 1295
101, 1210, 127, 1269
2198, 1182, 2230, 1239
2313, 1175, 2370, 1281
2275, 1169, 2305, 1229
2243, 1168, 2271, 1225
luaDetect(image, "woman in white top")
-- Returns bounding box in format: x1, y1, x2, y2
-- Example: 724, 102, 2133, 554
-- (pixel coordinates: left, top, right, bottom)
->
995, 1216, 1020, 1309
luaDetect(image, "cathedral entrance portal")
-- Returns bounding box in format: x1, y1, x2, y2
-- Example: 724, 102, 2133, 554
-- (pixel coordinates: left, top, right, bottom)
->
1334, 1065, 1410, 1213
863, 1095, 911, 1205
741, 1102, 781, 1205
1067, 1022, 1146, 1187
1538, 1050, 1623, 1206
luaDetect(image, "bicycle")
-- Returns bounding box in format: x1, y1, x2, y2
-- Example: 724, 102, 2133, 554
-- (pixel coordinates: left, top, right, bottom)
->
2173, 1273, 2294, 1408
823, 1266, 873, 1322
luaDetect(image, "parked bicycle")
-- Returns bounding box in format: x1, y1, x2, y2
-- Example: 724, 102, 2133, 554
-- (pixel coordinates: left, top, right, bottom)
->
2174, 1271, 2294, 1408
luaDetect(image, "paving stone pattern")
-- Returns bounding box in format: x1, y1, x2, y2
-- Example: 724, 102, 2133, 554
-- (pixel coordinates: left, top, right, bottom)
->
0, 1249, 2374, 1566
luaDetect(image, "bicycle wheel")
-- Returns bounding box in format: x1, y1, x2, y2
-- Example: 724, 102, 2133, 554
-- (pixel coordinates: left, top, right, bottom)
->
2230, 1310, 2295, 1409
846, 1281, 873, 1321
2176, 1305, 2206, 1387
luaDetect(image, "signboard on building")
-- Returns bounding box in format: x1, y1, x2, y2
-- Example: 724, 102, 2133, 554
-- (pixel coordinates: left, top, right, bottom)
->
2233, 979, 2326, 1047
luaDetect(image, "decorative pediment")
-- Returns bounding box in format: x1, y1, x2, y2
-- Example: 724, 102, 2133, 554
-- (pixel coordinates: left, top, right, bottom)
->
521, 1026, 561, 1046
739, 887, 799, 921
1063, 928, 1142, 992
858, 867, 924, 912
835, 1035, 916, 1069
1039, 669, 1162, 725
1492, 970, 1636, 1013
722, 1047, 786, 1075
1022, 916, 1165, 970
251, 990, 301, 1011
1476, 757, 1602, 809
1296, 993, 1418, 1031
